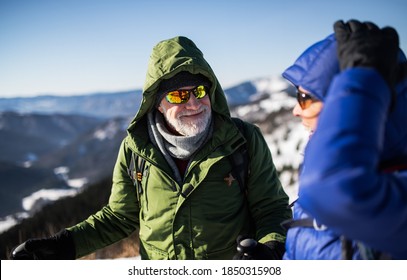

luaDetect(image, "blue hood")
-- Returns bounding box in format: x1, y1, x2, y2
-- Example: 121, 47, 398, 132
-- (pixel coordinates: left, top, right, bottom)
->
282, 34, 339, 101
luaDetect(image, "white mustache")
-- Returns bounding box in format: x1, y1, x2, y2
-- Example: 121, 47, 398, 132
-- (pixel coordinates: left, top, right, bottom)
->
178, 107, 205, 117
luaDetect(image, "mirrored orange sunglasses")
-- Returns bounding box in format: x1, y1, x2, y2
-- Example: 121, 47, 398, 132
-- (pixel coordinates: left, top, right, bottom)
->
165, 85, 208, 104
297, 90, 318, 110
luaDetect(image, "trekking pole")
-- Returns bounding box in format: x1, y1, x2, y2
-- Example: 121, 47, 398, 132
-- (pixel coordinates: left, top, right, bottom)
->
237, 238, 258, 258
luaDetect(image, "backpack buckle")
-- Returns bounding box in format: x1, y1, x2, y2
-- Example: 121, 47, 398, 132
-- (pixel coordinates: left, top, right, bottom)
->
313, 219, 327, 231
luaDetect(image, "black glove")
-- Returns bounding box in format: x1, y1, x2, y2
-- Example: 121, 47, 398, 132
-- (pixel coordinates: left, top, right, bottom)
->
334, 19, 399, 89
10, 229, 76, 260
233, 236, 285, 260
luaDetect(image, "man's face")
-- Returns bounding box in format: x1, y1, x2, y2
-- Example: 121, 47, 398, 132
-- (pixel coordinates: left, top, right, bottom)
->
158, 86, 212, 136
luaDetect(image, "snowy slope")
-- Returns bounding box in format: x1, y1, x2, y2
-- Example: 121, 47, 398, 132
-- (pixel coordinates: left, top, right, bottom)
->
230, 75, 307, 202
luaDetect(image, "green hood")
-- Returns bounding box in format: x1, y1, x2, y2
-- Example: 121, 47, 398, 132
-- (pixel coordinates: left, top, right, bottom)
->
128, 36, 230, 131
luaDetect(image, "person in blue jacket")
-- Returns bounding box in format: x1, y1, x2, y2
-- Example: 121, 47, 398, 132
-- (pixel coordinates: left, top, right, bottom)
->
281, 19, 407, 259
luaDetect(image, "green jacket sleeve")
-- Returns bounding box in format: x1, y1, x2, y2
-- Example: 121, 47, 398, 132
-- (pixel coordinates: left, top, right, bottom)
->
67, 139, 140, 258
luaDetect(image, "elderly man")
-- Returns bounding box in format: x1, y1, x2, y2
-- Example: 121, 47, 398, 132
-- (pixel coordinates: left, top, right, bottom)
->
11, 36, 291, 260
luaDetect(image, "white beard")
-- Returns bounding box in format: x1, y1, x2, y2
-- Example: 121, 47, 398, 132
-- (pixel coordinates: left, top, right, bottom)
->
163, 107, 212, 136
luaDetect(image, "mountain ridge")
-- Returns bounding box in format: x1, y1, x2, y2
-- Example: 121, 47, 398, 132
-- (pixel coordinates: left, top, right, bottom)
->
0, 75, 294, 117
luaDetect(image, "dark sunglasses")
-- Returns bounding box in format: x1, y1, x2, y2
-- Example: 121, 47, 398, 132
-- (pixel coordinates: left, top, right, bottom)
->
296, 90, 317, 110
165, 85, 208, 104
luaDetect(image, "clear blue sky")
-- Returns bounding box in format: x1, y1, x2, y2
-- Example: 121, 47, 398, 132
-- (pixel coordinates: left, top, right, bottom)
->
1, 0, 406, 97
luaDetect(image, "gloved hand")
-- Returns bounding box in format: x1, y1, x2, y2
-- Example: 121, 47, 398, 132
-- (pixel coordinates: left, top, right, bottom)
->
10, 229, 75, 260
334, 19, 400, 89
233, 236, 285, 260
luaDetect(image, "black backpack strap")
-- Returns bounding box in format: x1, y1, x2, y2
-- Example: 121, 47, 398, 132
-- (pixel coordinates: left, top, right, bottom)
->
229, 118, 250, 194
137, 155, 146, 188
127, 152, 137, 185
128, 152, 146, 196
341, 236, 354, 260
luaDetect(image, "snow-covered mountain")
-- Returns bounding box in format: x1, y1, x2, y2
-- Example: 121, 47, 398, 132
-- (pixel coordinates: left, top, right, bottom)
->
229, 75, 307, 201
0, 90, 142, 119
0, 75, 308, 233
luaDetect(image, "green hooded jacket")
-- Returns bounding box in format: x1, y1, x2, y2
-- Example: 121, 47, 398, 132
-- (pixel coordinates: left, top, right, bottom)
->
67, 36, 292, 260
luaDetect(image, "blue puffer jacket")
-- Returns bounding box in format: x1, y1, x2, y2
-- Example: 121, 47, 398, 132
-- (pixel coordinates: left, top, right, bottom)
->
282, 34, 407, 259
